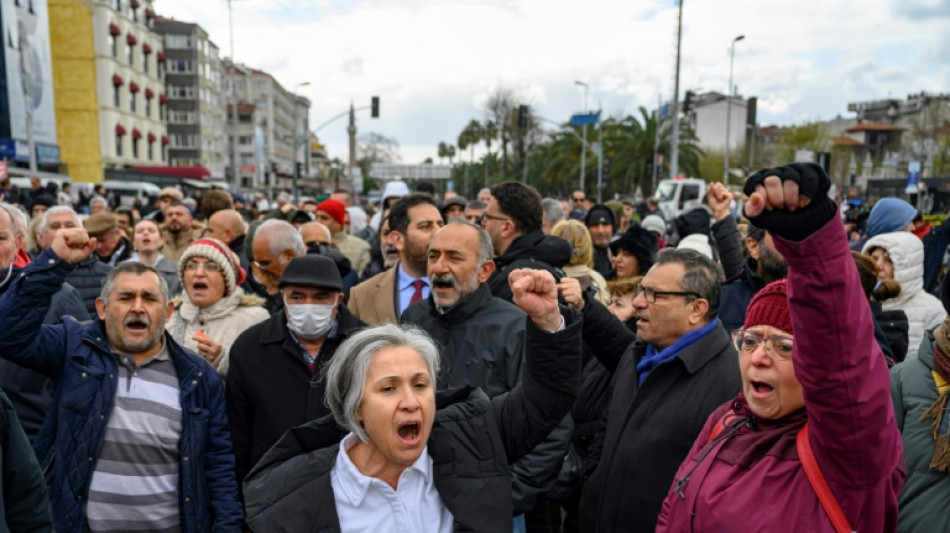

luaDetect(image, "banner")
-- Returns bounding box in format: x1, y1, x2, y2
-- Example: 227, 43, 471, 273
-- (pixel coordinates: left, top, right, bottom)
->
1, 0, 57, 145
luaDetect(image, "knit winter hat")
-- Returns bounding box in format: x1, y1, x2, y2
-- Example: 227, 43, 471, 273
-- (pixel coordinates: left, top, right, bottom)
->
743, 279, 793, 335
867, 197, 916, 238
179, 238, 246, 296
317, 198, 346, 227
610, 223, 659, 274
585, 204, 618, 232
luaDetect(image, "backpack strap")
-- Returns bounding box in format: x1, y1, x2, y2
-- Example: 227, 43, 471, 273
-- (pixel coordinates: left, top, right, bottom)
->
796, 421, 855, 533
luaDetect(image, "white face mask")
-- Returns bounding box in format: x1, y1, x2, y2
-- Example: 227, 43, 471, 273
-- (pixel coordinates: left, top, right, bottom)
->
285, 302, 336, 339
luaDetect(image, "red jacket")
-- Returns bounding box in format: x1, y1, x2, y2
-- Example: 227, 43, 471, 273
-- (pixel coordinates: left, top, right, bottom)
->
657, 214, 904, 532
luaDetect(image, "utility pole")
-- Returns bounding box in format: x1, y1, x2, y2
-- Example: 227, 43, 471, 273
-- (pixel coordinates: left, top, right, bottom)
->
724, 35, 745, 184
576, 80, 589, 193
347, 103, 357, 193
228, 0, 239, 188
670, 0, 684, 180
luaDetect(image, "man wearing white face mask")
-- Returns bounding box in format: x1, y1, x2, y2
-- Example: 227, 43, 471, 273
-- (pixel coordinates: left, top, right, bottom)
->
227, 255, 364, 485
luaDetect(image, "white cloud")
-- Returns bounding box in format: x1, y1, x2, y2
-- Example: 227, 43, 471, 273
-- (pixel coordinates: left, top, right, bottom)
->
155, 0, 948, 163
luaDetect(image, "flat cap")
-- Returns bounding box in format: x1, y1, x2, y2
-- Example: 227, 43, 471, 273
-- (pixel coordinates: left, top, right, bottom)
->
83, 213, 117, 237
279, 255, 344, 292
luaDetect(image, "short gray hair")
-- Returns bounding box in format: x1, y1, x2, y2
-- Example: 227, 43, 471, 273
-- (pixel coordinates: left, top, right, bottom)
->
39, 206, 81, 235
436, 220, 493, 265
654, 247, 722, 320
324, 324, 441, 443
100, 262, 170, 306
541, 198, 564, 226
256, 219, 305, 257
89, 196, 108, 209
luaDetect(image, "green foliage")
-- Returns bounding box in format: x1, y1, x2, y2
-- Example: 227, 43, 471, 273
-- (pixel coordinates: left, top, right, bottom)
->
776, 122, 828, 164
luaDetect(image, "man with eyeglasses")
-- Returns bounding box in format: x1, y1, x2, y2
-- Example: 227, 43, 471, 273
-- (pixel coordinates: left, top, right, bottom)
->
251, 219, 306, 313
480, 181, 572, 303
227, 255, 362, 487
578, 247, 741, 533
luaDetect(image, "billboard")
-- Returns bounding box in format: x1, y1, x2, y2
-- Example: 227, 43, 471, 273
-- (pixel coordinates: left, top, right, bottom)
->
1, 0, 57, 146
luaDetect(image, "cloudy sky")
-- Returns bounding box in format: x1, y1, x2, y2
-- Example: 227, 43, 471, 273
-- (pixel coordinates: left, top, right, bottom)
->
156, 0, 949, 164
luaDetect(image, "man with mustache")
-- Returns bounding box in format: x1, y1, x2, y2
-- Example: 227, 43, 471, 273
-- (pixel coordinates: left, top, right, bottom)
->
402, 220, 565, 531
0, 227, 242, 531
348, 193, 443, 325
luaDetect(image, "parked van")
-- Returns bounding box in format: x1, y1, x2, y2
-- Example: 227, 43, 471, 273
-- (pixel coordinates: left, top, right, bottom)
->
101, 181, 162, 207
654, 178, 708, 220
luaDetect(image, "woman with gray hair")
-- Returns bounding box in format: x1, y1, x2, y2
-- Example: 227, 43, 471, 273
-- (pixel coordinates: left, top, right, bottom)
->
243, 269, 581, 532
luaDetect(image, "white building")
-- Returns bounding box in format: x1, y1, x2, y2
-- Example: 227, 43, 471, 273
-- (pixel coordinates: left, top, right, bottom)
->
94, 0, 167, 169
688, 91, 754, 152
222, 60, 310, 190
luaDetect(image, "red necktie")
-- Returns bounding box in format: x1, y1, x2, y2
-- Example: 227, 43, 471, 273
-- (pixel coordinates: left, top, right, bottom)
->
410, 279, 426, 305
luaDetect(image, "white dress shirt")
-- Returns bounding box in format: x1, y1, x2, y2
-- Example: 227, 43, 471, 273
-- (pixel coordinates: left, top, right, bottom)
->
331, 433, 454, 533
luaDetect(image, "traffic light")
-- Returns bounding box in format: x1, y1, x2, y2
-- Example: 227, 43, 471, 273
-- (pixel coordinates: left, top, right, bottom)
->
295, 162, 303, 177
371, 96, 380, 118
518, 105, 528, 129
683, 91, 695, 115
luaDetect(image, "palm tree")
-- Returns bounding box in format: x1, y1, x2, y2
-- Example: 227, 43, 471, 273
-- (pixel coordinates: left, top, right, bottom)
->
482, 120, 497, 188
458, 120, 483, 196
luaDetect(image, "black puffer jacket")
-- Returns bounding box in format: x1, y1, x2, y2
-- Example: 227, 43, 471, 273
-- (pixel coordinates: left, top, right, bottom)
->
487, 230, 572, 302
65, 254, 112, 316
243, 314, 582, 532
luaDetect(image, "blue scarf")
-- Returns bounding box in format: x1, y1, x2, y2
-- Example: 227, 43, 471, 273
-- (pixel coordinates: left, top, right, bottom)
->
636, 318, 720, 386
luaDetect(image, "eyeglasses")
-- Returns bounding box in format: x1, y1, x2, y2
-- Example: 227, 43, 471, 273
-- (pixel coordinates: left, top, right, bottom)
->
731, 329, 795, 361
573, 196, 585, 202
477, 212, 510, 225
634, 283, 701, 303
184, 260, 221, 273
252, 260, 280, 279
305, 241, 331, 249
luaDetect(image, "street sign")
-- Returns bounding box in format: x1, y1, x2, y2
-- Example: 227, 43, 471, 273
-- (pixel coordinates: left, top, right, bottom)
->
570, 112, 600, 127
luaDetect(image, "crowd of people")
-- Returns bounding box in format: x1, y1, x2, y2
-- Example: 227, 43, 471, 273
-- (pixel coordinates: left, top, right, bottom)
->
0, 165, 946, 531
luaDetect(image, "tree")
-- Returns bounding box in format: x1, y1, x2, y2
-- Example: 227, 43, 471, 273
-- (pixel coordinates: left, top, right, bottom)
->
458, 120, 483, 196
357, 132, 401, 181
482, 120, 497, 188
483, 87, 516, 177
776, 122, 828, 164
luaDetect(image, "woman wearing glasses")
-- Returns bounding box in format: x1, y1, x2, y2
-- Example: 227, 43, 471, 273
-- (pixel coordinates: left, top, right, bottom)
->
658, 163, 903, 532
165, 238, 269, 376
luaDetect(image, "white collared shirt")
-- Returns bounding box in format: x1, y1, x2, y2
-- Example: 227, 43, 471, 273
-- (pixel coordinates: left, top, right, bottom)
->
331, 433, 453, 533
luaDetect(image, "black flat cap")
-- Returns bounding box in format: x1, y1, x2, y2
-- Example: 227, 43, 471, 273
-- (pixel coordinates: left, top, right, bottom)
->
279, 255, 343, 292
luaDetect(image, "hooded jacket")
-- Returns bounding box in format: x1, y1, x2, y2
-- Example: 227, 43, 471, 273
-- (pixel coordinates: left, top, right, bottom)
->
166, 287, 269, 377
487, 230, 572, 302
369, 180, 410, 231
891, 328, 950, 532
243, 314, 582, 532
864, 232, 944, 355
657, 214, 904, 533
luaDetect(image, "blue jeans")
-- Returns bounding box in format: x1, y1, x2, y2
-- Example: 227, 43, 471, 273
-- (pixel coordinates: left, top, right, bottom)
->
513, 514, 526, 533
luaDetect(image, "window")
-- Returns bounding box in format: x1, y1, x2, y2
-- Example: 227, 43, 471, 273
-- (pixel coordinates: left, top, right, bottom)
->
115, 135, 123, 157
111, 36, 117, 58
113, 85, 121, 107
129, 90, 135, 112
127, 44, 134, 66
148, 140, 153, 161
113, 0, 121, 10
132, 138, 139, 159
145, 98, 151, 117
164, 34, 190, 49
143, 52, 149, 74
159, 102, 165, 121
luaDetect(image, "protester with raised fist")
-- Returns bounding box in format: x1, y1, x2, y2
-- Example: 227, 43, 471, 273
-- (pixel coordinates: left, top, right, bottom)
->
0, 227, 242, 531
658, 163, 903, 532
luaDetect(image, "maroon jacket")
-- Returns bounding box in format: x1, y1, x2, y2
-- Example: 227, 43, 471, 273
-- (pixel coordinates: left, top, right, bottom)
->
657, 214, 904, 532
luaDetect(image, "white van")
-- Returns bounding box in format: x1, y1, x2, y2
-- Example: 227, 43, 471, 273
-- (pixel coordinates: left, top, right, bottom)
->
654, 178, 708, 220
101, 181, 163, 207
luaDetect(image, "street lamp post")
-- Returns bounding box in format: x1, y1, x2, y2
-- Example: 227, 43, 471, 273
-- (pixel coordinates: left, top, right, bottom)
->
292, 82, 311, 205
575, 80, 589, 194
723, 34, 745, 184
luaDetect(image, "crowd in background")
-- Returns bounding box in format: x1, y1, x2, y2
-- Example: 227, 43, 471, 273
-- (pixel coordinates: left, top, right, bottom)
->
0, 165, 945, 531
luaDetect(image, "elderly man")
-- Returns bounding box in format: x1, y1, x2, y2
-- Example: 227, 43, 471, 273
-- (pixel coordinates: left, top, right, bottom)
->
316, 198, 370, 276
0, 205, 88, 440
227, 255, 363, 484
349, 193, 444, 325
84, 212, 132, 266
205, 208, 263, 296
541, 197, 565, 235
161, 201, 204, 262
251, 219, 306, 313
0, 227, 242, 531
577, 248, 741, 532
481, 181, 571, 302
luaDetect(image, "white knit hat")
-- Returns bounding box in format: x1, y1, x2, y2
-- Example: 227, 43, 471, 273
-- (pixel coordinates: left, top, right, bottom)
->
178, 238, 246, 296
677, 233, 714, 260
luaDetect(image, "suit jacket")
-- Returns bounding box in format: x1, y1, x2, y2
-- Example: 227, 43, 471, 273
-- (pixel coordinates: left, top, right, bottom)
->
346, 264, 398, 326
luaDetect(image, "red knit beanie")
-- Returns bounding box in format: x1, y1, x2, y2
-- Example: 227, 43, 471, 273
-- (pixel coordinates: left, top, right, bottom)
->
317, 199, 346, 227
743, 279, 793, 334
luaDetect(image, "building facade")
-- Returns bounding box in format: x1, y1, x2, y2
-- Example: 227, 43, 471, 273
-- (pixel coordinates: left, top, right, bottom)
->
223, 60, 309, 190
153, 17, 225, 177
688, 91, 755, 152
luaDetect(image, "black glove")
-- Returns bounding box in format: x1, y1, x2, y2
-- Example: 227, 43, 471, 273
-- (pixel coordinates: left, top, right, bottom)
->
742, 162, 837, 241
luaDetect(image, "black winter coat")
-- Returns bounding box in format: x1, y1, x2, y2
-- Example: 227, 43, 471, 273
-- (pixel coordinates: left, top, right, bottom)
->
243, 315, 582, 532
65, 254, 111, 316
0, 389, 53, 531
226, 306, 363, 484
578, 300, 741, 533
402, 285, 571, 514
487, 230, 571, 302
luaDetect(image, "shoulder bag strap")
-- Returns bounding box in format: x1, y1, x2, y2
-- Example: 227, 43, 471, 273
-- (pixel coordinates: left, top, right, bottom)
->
796, 421, 855, 533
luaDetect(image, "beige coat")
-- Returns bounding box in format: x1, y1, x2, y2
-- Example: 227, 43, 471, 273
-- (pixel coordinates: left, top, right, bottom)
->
563, 264, 611, 306
333, 231, 371, 277
166, 287, 269, 377
347, 265, 398, 326
161, 220, 206, 263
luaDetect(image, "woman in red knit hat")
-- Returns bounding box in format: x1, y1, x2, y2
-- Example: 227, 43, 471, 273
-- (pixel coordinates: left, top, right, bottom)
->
658, 163, 904, 532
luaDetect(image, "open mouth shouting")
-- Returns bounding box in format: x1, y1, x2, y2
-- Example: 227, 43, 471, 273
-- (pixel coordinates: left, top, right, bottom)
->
396, 420, 423, 447
749, 379, 775, 399
191, 280, 209, 295
124, 313, 151, 334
